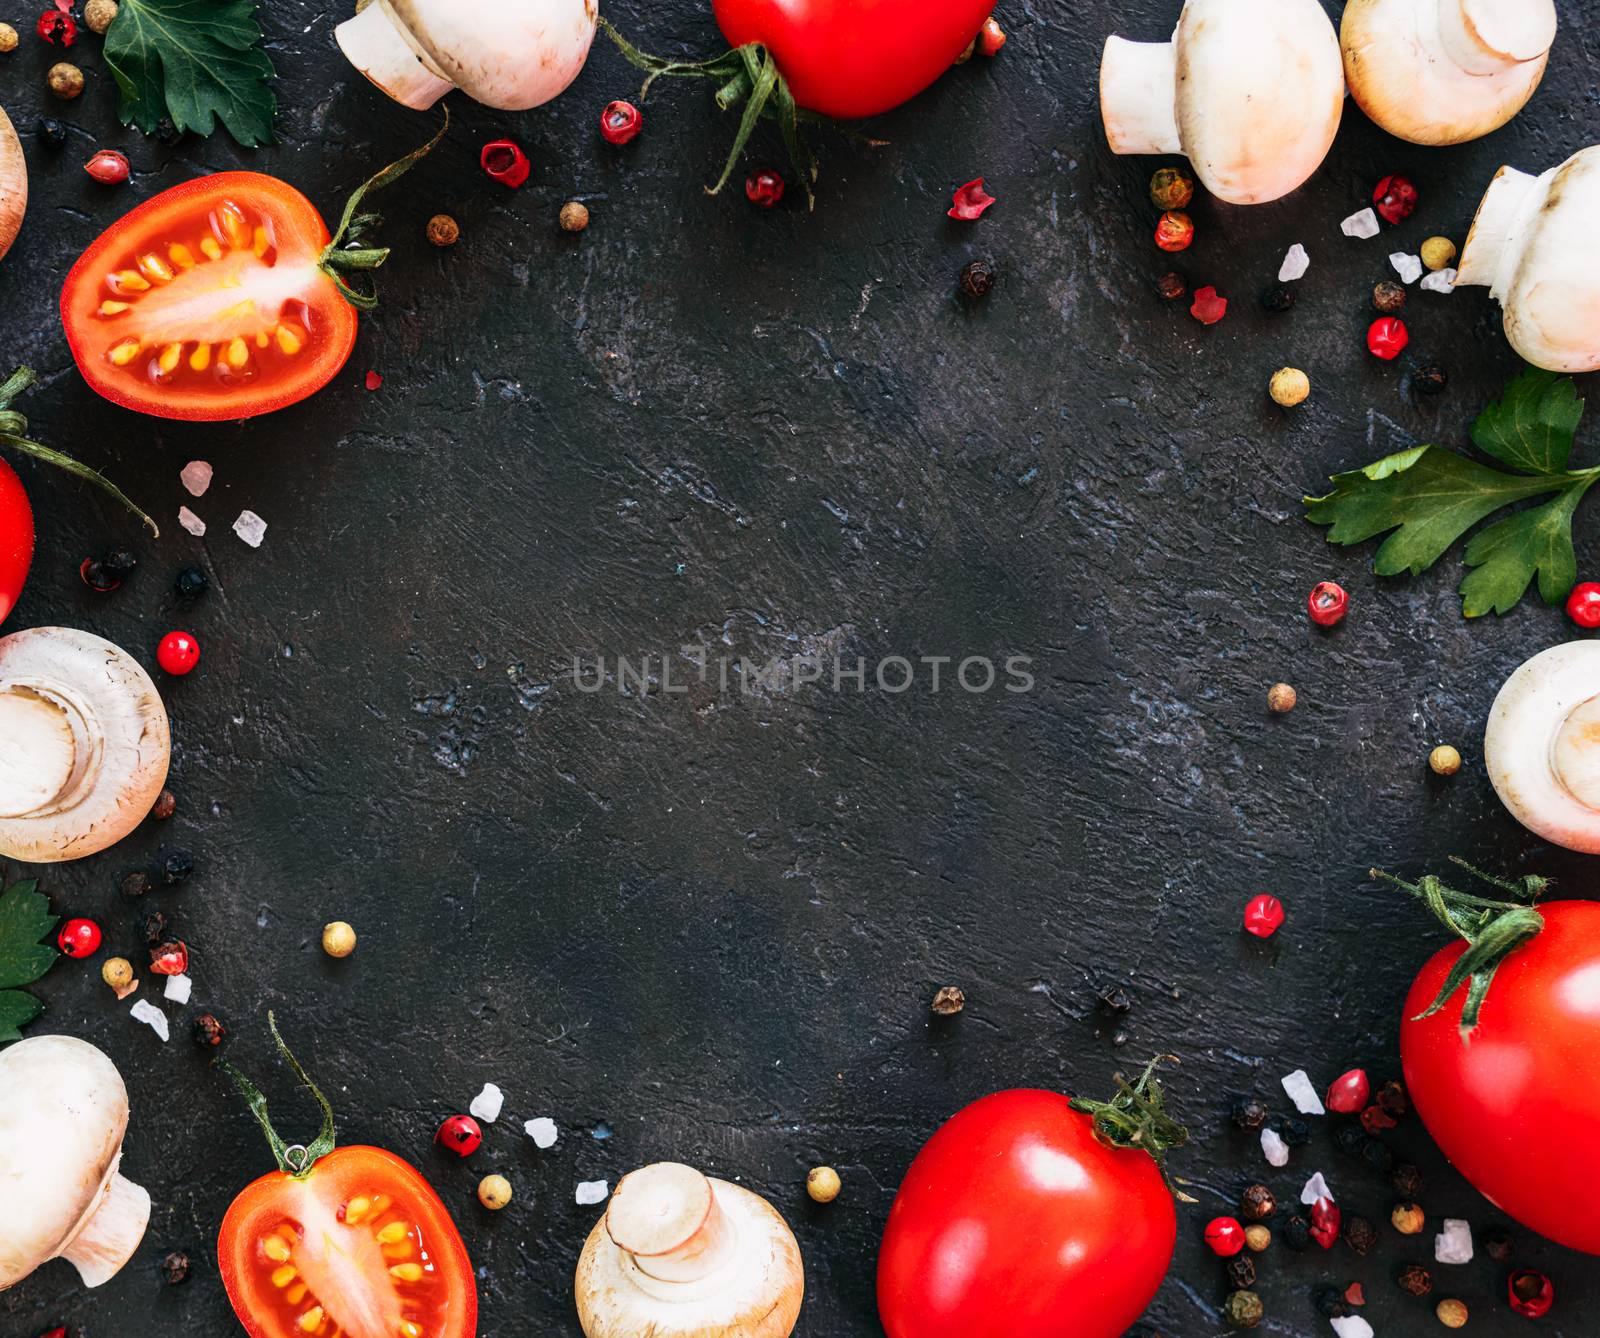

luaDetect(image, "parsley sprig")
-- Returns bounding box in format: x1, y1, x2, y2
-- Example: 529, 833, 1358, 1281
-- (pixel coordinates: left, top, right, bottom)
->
0, 877, 59, 1045
1306, 368, 1594, 617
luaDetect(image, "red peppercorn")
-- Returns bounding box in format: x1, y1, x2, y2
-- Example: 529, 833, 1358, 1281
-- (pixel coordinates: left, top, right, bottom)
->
1326, 1068, 1371, 1114
1243, 894, 1285, 938
83, 150, 130, 185
1309, 1196, 1340, 1249
37, 9, 77, 44
1155, 210, 1194, 252
1308, 580, 1348, 627
364, 370, 383, 392
435, 1113, 483, 1157
480, 139, 531, 188
1508, 1268, 1554, 1319
1373, 173, 1418, 225
149, 940, 189, 975
1367, 316, 1409, 361
156, 631, 200, 675
57, 918, 102, 958
599, 100, 642, 145
1204, 1217, 1246, 1257
746, 169, 786, 210
1567, 581, 1600, 628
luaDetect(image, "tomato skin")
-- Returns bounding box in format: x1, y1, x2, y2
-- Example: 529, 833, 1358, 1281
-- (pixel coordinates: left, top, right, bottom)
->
1402, 900, 1600, 1256
61, 172, 358, 422
712, 0, 996, 120
0, 457, 33, 626
877, 1089, 1175, 1338
219, 1145, 477, 1338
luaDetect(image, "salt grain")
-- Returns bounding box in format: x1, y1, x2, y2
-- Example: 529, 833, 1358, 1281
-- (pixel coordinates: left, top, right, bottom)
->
1260, 1126, 1289, 1168
524, 1117, 558, 1149
130, 999, 169, 1041
1435, 1217, 1473, 1264
1301, 1171, 1334, 1205
1330, 1317, 1375, 1338
575, 1180, 609, 1206
1278, 244, 1311, 282
180, 460, 213, 497
1421, 267, 1458, 294
1282, 1068, 1326, 1115
233, 510, 267, 548
1390, 252, 1424, 285
469, 1083, 504, 1123
163, 973, 192, 1004
1342, 208, 1380, 240
178, 506, 206, 537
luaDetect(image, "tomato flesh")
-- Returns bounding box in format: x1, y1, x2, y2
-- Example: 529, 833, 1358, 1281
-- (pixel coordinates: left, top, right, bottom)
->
0, 458, 33, 626
1403, 900, 1600, 1255
219, 1146, 476, 1338
877, 1089, 1175, 1338
62, 173, 357, 421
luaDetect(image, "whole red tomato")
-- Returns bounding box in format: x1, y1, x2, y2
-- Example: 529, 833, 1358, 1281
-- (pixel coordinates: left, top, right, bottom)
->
877, 1080, 1180, 1338
0, 457, 34, 626
712, 0, 997, 119
1403, 897, 1600, 1255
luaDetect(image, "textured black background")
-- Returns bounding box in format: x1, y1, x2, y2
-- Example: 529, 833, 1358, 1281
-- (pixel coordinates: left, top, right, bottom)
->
3, 1, 1600, 1335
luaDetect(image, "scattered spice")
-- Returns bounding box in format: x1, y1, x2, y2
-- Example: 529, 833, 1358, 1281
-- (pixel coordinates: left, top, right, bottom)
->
1568, 581, 1600, 627
1508, 1269, 1553, 1319
1240, 1184, 1276, 1221
559, 201, 590, 233
80, 556, 122, 592
425, 214, 459, 247
192, 1013, 227, 1047
1310, 1197, 1341, 1250
48, 62, 84, 99
36, 117, 68, 147
1283, 1215, 1311, 1251
1260, 285, 1297, 313
477, 1174, 512, 1210
142, 911, 169, 945
1392, 1203, 1425, 1235
1232, 1097, 1268, 1130
321, 921, 357, 958
435, 1113, 483, 1157
1266, 682, 1296, 713
1149, 167, 1195, 211
1244, 1224, 1271, 1252
959, 259, 996, 299
1391, 1164, 1424, 1199
599, 99, 643, 145
1411, 365, 1448, 395
1157, 271, 1188, 301
1326, 1069, 1371, 1114
149, 941, 188, 976
1343, 1215, 1378, 1255
101, 957, 133, 992
1399, 1262, 1433, 1296
156, 631, 200, 676
0, 23, 16, 52
1243, 894, 1285, 938
84, 0, 118, 34
1435, 1298, 1468, 1329
1368, 316, 1409, 360
1190, 286, 1227, 325
1359, 1104, 1397, 1135
480, 139, 530, 188
1308, 580, 1348, 627
807, 1166, 842, 1203
1376, 1080, 1406, 1117
1205, 1217, 1246, 1257
1421, 236, 1457, 271
160, 1251, 189, 1285
1223, 1290, 1263, 1330
931, 985, 966, 1015
174, 565, 209, 599
747, 168, 786, 210
58, 918, 102, 958
1155, 210, 1194, 252
1428, 745, 1461, 776
162, 850, 193, 885
38, 10, 77, 45
1269, 367, 1310, 408
977, 16, 1006, 57
1373, 281, 1408, 314
948, 178, 996, 220
1373, 174, 1419, 225
364, 370, 383, 392
152, 790, 176, 820
84, 149, 129, 184
1226, 1254, 1256, 1289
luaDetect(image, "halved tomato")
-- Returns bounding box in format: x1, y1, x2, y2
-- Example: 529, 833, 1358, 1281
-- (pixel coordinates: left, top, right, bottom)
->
219, 1145, 477, 1338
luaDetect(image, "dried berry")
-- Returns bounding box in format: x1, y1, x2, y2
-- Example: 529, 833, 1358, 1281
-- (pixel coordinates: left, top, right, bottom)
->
1343, 1215, 1378, 1256
84, 0, 118, 34
1282, 1215, 1311, 1251
1315, 1286, 1351, 1319
1435, 1297, 1468, 1329
748, 169, 787, 210
480, 139, 530, 188
1155, 210, 1194, 252
1157, 271, 1188, 301
1260, 284, 1297, 314
1373, 280, 1408, 314
142, 910, 169, 945
174, 564, 208, 598
931, 985, 966, 1016
1243, 894, 1285, 938
1149, 167, 1195, 212
1412, 365, 1449, 395
600, 99, 643, 145
192, 1013, 227, 1048
1368, 316, 1410, 361
1267, 682, 1297, 713
38, 10, 78, 45
959, 259, 996, 300
1223, 1290, 1263, 1330
1391, 1164, 1423, 1199
1392, 1202, 1425, 1235
1429, 745, 1462, 776
120, 870, 153, 901
1240, 1184, 1276, 1222
1276, 1116, 1311, 1147
160, 1251, 189, 1285
1226, 1254, 1257, 1290
425, 214, 459, 247
436, 1113, 483, 1156
1508, 1268, 1553, 1319
83, 149, 130, 185
1373, 173, 1419, 225
559, 201, 590, 233
0, 22, 16, 52
162, 850, 194, 885
37, 118, 69, 148
1269, 367, 1310, 408
1398, 1262, 1433, 1296
1309, 580, 1348, 627
152, 790, 177, 820
1190, 286, 1227, 325
1243, 1224, 1270, 1252
150, 940, 189, 975
1231, 1097, 1268, 1131
48, 62, 84, 99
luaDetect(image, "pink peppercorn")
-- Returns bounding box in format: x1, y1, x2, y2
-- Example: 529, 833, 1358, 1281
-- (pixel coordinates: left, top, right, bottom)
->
1309, 1197, 1340, 1249
1190, 286, 1227, 325
1308, 580, 1348, 627
1243, 894, 1285, 939
1326, 1068, 1371, 1115
600, 100, 642, 145
746, 169, 786, 210
1368, 316, 1409, 361
1204, 1217, 1246, 1257
1373, 174, 1418, 226
1155, 210, 1194, 252
1508, 1269, 1554, 1319
480, 139, 530, 188
83, 149, 130, 185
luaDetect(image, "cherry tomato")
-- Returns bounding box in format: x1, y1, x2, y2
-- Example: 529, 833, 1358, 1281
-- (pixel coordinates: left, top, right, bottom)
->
220, 1145, 476, 1338
1402, 900, 1600, 1254
61, 174, 359, 421
877, 1089, 1175, 1338
0, 457, 34, 626
712, 0, 996, 119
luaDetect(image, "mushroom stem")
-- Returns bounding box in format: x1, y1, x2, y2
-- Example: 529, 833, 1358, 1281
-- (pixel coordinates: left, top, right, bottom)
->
1438, 0, 1556, 74
58, 1169, 152, 1288
1099, 36, 1181, 156
335, 2, 454, 110
1457, 163, 1539, 294
609, 1165, 739, 1284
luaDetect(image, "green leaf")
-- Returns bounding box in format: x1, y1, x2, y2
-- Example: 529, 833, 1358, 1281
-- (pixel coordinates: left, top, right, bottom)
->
0, 990, 44, 1045
1471, 368, 1585, 476
104, 0, 277, 148
1460, 480, 1597, 616
0, 879, 56, 991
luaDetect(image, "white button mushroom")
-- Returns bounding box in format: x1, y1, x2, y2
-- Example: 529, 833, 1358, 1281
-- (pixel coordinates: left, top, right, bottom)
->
1484, 641, 1600, 852
0, 106, 24, 266
1456, 146, 1600, 373
1099, 0, 1344, 205
575, 1162, 804, 1338
1342, 0, 1555, 146
0, 627, 170, 863
0, 1035, 152, 1290
336, 0, 598, 112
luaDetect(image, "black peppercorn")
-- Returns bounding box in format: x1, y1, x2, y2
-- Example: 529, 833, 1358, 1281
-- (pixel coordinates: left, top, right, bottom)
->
1275, 1115, 1311, 1147
37, 117, 69, 149
1482, 1227, 1514, 1262
1398, 1262, 1433, 1296
174, 563, 209, 598
154, 117, 183, 145
1344, 1215, 1379, 1256
80, 559, 120, 592
1334, 1123, 1367, 1156
1226, 1254, 1257, 1290
1360, 1137, 1394, 1174
103, 549, 138, 579
1260, 284, 1297, 313
1376, 1080, 1407, 1116
1240, 1184, 1276, 1222
162, 850, 194, 885
160, 1251, 190, 1285
1098, 984, 1134, 1014
1391, 1163, 1424, 1198
1412, 365, 1449, 396
120, 870, 154, 901
959, 259, 995, 299
1283, 1215, 1311, 1251
1231, 1097, 1268, 1131
193, 1013, 227, 1048
1223, 1290, 1263, 1330
1373, 280, 1408, 313
1157, 271, 1189, 302
1314, 1286, 1351, 1319
142, 910, 169, 945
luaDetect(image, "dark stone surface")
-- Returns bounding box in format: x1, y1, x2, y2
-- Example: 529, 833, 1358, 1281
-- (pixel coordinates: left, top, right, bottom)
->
3, 2, 1599, 1335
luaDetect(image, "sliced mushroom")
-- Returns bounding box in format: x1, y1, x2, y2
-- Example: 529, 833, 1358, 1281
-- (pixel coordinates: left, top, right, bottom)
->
0, 106, 24, 265
575, 1162, 804, 1338
0, 1035, 151, 1290
1100, 0, 1344, 205
0, 627, 169, 862
336, 0, 597, 112
1457, 146, 1600, 373
1484, 641, 1600, 852
1342, 0, 1555, 146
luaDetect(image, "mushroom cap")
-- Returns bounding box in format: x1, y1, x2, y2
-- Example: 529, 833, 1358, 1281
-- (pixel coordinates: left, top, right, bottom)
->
1342, 0, 1554, 146
1172, 0, 1344, 204
0, 627, 170, 863
0, 1036, 132, 1288
0, 106, 24, 265
1485, 640, 1600, 851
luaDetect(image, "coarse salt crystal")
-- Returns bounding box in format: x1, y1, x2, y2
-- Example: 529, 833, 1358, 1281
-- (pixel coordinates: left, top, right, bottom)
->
1391, 252, 1424, 285
575, 1180, 609, 1206
524, 1117, 558, 1149
180, 460, 213, 497
178, 506, 206, 537
1260, 1126, 1289, 1167
1301, 1171, 1334, 1205
1330, 1318, 1374, 1338
1436, 1217, 1473, 1264
1279, 243, 1310, 282
233, 509, 267, 547
469, 1083, 504, 1123
163, 973, 192, 1004
1282, 1068, 1325, 1115
1421, 267, 1458, 294
1342, 208, 1380, 240
130, 999, 169, 1041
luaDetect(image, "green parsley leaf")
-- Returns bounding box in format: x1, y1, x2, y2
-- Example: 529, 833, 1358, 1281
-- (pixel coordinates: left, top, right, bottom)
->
0, 877, 57, 1044
104, 0, 277, 148
0, 991, 45, 1046
1305, 367, 1597, 617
